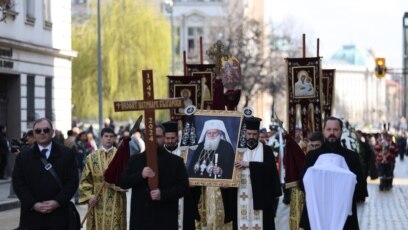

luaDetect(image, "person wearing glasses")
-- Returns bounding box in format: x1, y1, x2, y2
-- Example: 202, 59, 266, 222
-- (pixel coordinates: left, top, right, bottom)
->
12, 118, 78, 230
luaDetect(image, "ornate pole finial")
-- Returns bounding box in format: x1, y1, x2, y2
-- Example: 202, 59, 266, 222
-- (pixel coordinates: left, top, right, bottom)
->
206, 40, 229, 76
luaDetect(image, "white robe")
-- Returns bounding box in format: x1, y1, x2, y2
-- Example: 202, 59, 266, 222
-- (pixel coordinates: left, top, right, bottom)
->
303, 153, 356, 230
238, 143, 264, 229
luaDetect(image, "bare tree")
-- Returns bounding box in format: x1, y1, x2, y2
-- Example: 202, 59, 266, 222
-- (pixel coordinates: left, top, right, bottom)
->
207, 2, 302, 108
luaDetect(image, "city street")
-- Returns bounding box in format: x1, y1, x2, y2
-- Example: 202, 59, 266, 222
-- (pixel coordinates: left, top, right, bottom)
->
1, 157, 408, 230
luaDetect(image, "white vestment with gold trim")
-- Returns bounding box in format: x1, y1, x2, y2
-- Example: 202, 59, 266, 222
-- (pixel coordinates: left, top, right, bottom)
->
238, 143, 264, 229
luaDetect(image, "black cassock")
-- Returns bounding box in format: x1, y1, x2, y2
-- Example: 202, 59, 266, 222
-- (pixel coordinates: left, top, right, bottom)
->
298, 143, 366, 230
120, 148, 189, 230
222, 144, 282, 230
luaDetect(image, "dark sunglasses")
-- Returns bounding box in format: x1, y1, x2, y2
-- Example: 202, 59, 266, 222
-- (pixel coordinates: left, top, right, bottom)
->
34, 128, 51, 134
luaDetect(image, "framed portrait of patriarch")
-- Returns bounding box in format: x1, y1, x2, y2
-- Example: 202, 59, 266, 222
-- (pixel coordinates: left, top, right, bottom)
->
180, 109, 243, 187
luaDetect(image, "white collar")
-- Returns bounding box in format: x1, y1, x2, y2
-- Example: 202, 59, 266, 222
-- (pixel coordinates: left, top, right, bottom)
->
101, 146, 114, 153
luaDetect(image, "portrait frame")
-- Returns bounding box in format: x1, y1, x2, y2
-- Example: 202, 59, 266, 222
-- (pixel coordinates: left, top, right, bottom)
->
180, 110, 243, 187
168, 75, 202, 120
292, 66, 316, 99
187, 64, 216, 109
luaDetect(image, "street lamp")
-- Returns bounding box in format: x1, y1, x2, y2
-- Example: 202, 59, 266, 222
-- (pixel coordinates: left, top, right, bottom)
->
403, 12, 408, 118
97, 0, 103, 132
164, 1, 175, 75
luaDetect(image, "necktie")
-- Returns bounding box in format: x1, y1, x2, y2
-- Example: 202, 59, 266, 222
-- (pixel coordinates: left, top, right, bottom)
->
41, 148, 48, 159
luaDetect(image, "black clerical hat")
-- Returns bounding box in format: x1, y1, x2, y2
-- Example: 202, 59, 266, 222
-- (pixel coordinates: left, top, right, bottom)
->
245, 117, 262, 130
162, 121, 178, 133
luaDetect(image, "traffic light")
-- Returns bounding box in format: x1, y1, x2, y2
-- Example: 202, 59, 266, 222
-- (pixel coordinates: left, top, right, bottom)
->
375, 58, 386, 78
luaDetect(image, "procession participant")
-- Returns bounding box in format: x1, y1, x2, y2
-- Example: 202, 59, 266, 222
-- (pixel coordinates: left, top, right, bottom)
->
233, 117, 282, 230
120, 123, 189, 230
163, 121, 198, 230
299, 117, 365, 230
79, 127, 127, 230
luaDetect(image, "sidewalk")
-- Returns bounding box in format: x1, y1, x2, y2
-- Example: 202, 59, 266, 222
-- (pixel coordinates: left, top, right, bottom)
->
0, 178, 20, 212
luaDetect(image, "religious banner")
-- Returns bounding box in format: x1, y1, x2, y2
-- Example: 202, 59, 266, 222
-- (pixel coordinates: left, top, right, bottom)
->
321, 69, 336, 120
221, 56, 242, 110
187, 64, 216, 109
180, 110, 243, 187
287, 57, 323, 139
167, 75, 203, 120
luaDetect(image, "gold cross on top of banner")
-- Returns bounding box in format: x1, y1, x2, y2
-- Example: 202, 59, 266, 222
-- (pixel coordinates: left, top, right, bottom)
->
206, 40, 229, 76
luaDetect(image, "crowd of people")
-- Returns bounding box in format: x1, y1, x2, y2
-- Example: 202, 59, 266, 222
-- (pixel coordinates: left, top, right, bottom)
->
3, 115, 407, 229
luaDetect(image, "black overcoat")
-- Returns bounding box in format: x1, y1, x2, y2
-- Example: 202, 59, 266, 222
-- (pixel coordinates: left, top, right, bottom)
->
12, 141, 78, 229
120, 148, 189, 230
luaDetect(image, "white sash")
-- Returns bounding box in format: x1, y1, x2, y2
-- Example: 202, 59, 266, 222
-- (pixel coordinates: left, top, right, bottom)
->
178, 198, 184, 230
238, 143, 264, 229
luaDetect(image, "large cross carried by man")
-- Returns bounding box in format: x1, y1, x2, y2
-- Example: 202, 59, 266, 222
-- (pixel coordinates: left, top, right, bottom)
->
114, 70, 184, 189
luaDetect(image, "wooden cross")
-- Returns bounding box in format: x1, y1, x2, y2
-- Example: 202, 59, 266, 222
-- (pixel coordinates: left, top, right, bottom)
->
240, 224, 249, 230
114, 70, 184, 190
240, 192, 248, 201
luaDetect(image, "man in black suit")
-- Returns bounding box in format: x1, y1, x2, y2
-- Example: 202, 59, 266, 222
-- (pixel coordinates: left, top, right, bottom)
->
13, 118, 78, 230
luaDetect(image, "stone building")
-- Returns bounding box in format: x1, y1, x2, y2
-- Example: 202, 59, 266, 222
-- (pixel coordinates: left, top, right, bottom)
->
0, 0, 76, 139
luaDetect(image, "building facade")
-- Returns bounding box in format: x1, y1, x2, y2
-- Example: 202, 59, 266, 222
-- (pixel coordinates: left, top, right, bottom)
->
168, 0, 263, 70
326, 45, 393, 132
0, 0, 76, 139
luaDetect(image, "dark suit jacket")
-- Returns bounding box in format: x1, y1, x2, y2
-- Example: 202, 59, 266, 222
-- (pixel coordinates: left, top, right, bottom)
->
12, 141, 78, 229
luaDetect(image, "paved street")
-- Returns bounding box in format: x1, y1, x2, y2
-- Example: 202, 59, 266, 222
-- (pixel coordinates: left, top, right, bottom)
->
1, 158, 408, 230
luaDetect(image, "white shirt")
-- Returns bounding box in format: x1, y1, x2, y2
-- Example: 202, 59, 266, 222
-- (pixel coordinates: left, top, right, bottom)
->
38, 143, 52, 159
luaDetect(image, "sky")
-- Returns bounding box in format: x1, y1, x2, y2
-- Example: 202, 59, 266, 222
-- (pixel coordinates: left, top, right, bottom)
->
266, 0, 408, 69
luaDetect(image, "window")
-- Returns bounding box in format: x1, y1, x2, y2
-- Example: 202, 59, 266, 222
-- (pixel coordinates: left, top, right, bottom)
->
45, 77, 53, 120
187, 27, 203, 59
27, 75, 35, 122
43, 0, 52, 30
25, 0, 35, 25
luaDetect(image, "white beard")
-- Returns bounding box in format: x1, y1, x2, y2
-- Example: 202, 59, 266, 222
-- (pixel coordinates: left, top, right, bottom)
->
204, 135, 221, 151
